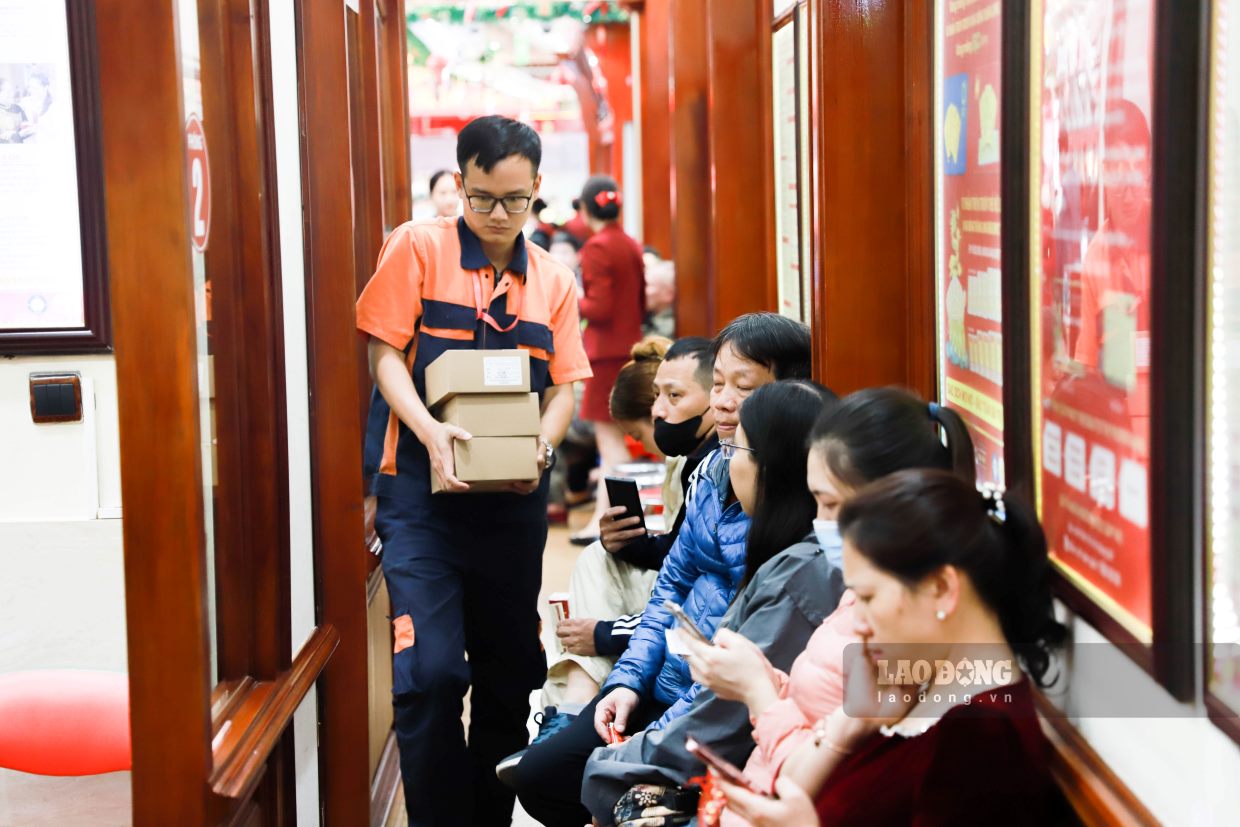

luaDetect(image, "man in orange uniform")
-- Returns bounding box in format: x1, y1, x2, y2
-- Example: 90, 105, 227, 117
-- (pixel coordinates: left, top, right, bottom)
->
356, 116, 592, 826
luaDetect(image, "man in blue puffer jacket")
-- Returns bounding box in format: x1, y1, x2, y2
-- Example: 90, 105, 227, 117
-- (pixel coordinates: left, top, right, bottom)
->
513, 313, 812, 827
599, 445, 748, 729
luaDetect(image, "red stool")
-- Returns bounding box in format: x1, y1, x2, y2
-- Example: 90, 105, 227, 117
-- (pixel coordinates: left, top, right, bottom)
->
0, 670, 131, 775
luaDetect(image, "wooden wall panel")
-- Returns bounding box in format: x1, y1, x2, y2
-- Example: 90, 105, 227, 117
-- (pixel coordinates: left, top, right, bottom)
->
707, 0, 776, 323
296, 1, 372, 823
670, 0, 714, 337
902, 0, 936, 400
96, 0, 216, 821
811, 0, 934, 395
637, 2, 673, 259
378, 0, 411, 233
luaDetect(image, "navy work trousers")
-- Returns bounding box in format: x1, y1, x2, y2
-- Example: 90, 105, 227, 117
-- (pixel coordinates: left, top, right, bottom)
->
376, 495, 548, 827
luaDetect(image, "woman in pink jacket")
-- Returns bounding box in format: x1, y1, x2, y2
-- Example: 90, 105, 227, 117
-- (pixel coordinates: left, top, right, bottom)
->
682, 388, 979, 820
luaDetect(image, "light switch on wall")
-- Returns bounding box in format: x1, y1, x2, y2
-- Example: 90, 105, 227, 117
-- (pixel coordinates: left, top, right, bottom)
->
29, 372, 83, 423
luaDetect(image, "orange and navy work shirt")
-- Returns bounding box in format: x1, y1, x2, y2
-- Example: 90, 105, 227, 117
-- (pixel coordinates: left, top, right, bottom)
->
357, 217, 592, 511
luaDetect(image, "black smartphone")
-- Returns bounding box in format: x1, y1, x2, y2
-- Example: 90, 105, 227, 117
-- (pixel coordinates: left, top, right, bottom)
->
683, 735, 758, 792
604, 476, 647, 532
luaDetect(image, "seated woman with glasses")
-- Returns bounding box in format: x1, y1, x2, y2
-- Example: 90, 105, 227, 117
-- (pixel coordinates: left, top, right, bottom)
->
572, 175, 648, 545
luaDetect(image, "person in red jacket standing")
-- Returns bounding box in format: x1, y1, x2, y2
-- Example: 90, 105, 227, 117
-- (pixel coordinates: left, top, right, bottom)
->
573, 175, 647, 544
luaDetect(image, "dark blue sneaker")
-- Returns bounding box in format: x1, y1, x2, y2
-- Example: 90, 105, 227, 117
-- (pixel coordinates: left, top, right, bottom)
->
495, 706, 577, 788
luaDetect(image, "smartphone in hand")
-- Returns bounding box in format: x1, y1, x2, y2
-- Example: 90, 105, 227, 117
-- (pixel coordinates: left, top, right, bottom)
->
604, 476, 648, 532
684, 735, 759, 793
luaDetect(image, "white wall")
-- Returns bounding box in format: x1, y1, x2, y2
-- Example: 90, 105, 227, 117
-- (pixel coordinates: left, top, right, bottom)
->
0, 355, 121, 521
1048, 612, 1240, 825
0, 354, 126, 676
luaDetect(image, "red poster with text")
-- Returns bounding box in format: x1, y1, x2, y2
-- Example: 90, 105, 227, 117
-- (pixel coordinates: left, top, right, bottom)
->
937, 0, 1004, 487
1035, 0, 1154, 640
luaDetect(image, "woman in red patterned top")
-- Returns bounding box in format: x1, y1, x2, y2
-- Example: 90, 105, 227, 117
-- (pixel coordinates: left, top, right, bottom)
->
573, 174, 647, 544
718, 469, 1066, 826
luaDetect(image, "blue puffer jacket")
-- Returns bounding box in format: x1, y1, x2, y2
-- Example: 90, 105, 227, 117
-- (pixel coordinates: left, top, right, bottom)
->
601, 449, 750, 729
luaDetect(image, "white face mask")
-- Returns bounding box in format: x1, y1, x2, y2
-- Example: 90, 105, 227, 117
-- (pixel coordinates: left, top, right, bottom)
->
813, 519, 843, 568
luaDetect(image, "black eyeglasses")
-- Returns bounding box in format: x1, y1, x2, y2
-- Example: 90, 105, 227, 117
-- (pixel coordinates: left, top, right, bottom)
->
462, 181, 535, 215
719, 440, 756, 459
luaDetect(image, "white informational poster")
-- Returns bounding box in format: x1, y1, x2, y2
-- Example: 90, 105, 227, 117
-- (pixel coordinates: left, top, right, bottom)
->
772, 20, 802, 322
0, 0, 85, 329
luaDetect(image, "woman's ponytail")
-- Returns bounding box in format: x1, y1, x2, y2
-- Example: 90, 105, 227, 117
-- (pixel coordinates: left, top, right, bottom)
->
984, 492, 1068, 686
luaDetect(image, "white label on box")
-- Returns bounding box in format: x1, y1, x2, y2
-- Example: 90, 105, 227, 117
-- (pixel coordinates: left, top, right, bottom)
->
483, 355, 523, 387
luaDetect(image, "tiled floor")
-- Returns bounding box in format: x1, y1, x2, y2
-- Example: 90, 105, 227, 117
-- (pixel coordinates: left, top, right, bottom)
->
388, 512, 588, 827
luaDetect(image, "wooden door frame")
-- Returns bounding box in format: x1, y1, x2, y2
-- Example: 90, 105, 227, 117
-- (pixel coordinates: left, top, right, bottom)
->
100, 2, 217, 817
296, 1, 372, 823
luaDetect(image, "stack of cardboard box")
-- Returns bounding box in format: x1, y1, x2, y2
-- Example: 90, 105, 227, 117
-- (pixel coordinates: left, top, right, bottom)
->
423, 349, 541, 494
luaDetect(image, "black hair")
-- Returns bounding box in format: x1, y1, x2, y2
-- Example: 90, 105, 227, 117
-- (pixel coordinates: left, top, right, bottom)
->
664, 336, 713, 390
737, 381, 837, 591
580, 175, 622, 221
456, 115, 541, 174
710, 312, 813, 380
611, 337, 672, 421
428, 169, 452, 194
810, 387, 977, 489
839, 469, 1067, 686
550, 231, 581, 252
644, 245, 663, 259
572, 197, 582, 211
532, 197, 548, 215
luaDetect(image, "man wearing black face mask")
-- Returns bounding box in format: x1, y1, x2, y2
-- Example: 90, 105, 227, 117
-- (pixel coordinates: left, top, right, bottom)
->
597, 338, 718, 579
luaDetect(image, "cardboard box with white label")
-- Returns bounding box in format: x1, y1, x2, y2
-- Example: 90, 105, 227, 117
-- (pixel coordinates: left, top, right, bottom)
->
424, 349, 541, 493
423, 348, 531, 409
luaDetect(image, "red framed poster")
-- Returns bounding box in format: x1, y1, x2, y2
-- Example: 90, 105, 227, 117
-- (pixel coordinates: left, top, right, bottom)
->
935, 0, 1004, 488
1031, 0, 1155, 642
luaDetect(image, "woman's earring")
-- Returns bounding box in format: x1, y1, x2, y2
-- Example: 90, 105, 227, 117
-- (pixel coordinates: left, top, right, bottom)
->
935, 610, 946, 622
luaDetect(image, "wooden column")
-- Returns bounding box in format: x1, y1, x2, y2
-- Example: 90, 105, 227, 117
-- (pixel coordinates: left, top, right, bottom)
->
636, 1, 673, 259
669, 0, 714, 337
378, 0, 411, 233
96, 0, 216, 821
809, 0, 934, 396
296, 1, 372, 823
706, 0, 776, 323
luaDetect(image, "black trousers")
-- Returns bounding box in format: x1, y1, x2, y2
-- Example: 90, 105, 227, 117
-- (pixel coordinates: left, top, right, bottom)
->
513, 688, 670, 827
376, 497, 548, 827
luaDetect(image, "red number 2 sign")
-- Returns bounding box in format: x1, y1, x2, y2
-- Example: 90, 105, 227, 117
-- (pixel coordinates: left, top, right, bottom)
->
185, 115, 211, 253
